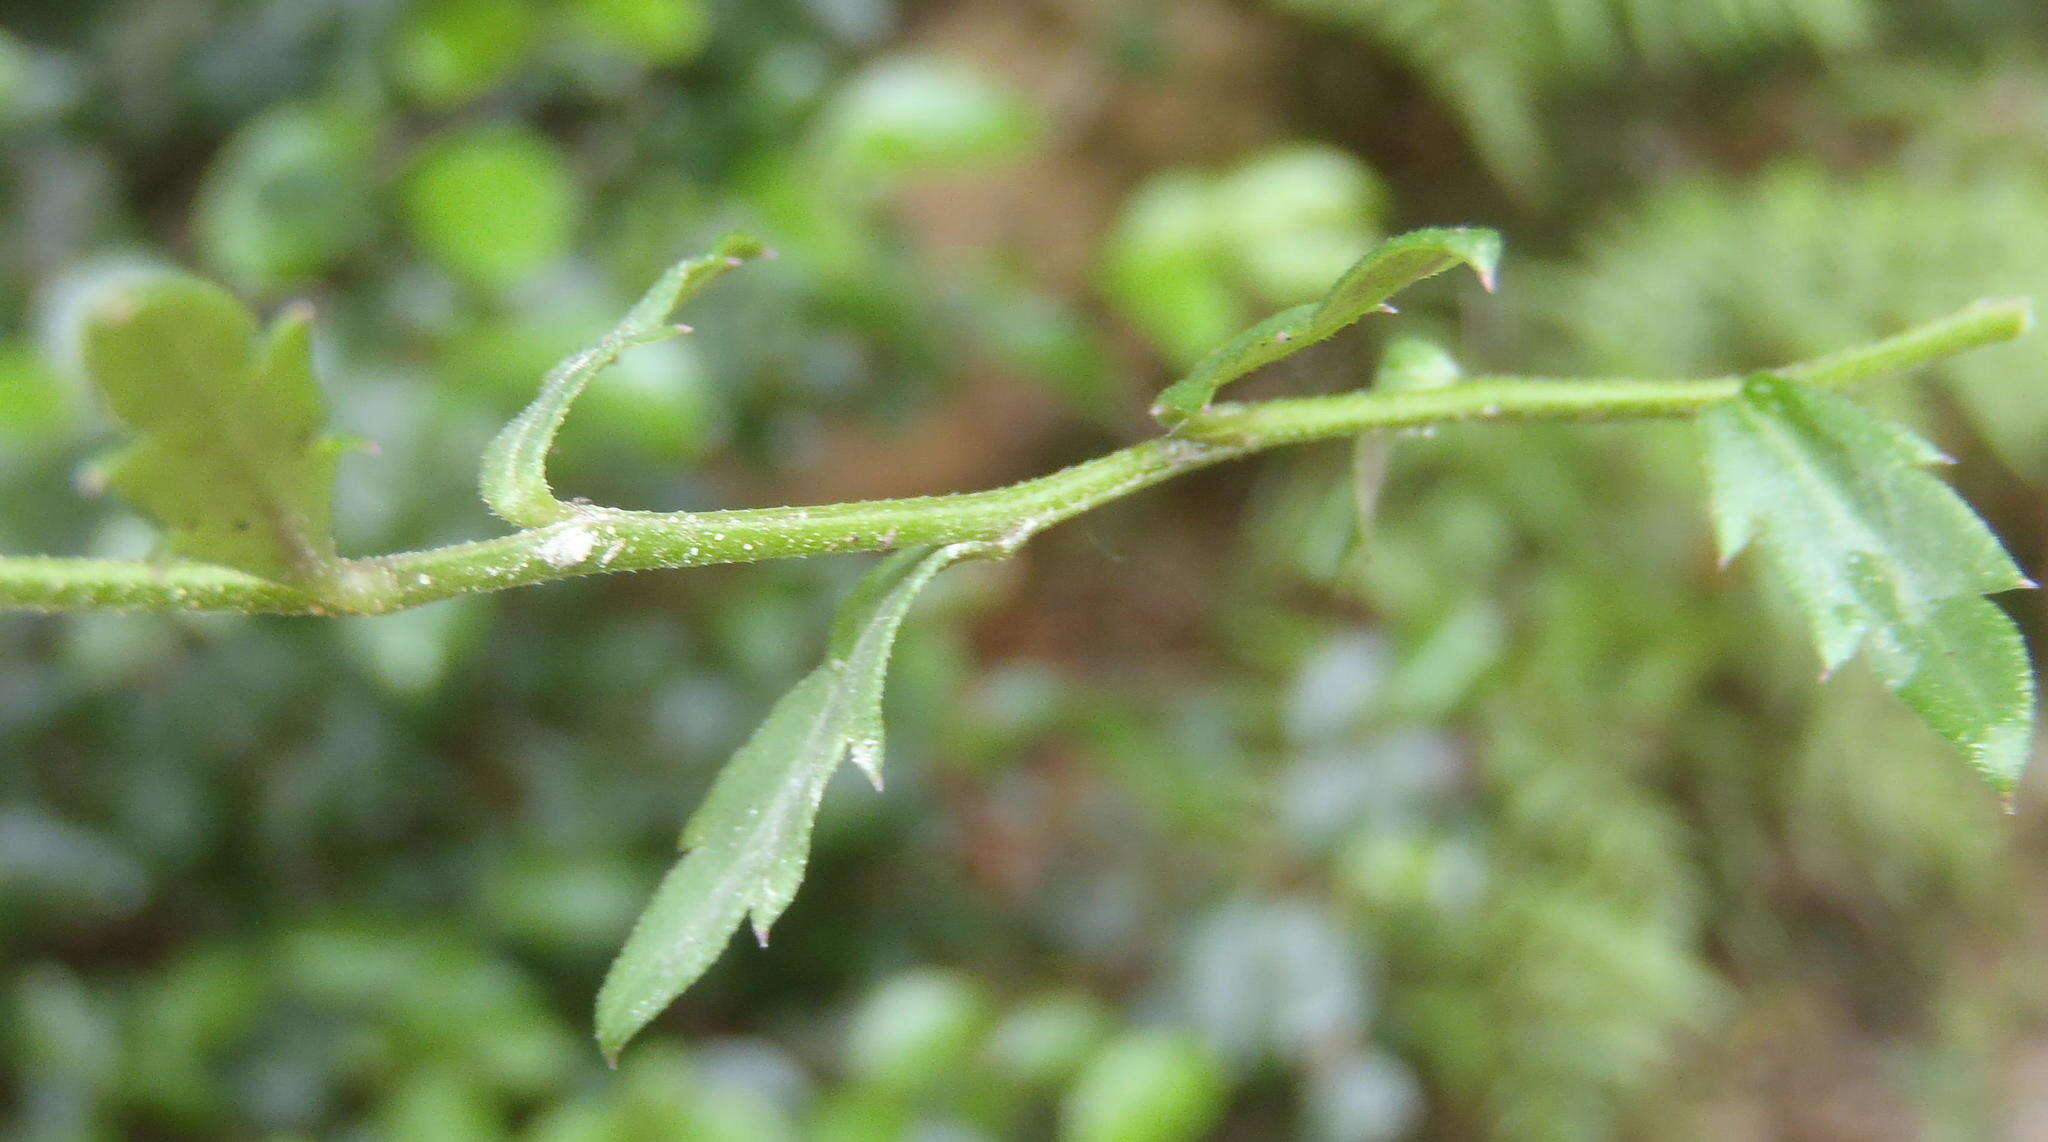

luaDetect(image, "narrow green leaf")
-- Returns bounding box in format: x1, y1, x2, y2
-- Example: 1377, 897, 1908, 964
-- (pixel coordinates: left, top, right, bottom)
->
1154, 303, 1315, 424
830, 544, 977, 790
594, 542, 983, 1059
594, 665, 839, 1061
1150, 227, 1500, 427
478, 234, 762, 527
82, 276, 343, 580
1701, 375, 2034, 788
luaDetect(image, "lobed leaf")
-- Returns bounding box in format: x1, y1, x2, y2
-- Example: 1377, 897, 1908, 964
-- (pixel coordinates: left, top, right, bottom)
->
81, 275, 345, 580
594, 542, 984, 1059
1700, 375, 2034, 788
478, 234, 762, 528
1149, 227, 1499, 427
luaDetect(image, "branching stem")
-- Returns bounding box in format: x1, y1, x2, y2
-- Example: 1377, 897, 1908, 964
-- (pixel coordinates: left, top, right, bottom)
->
0, 298, 2028, 616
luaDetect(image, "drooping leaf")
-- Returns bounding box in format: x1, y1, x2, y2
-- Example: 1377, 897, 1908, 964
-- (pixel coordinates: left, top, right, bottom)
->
478, 234, 762, 527
594, 542, 983, 1059
593, 666, 837, 1062
81, 276, 345, 580
1700, 375, 2034, 788
1149, 227, 1500, 427
1354, 335, 1465, 537
826, 544, 972, 790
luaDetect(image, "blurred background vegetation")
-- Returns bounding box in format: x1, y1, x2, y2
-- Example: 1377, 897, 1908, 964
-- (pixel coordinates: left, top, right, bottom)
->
5, 1, 2048, 1138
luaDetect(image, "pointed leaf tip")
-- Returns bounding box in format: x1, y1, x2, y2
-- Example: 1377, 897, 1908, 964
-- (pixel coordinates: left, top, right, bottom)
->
481, 237, 762, 527
595, 544, 986, 1059
1455, 227, 1502, 292
851, 739, 885, 791
1979, 296, 2034, 339
1151, 226, 1505, 426
1701, 379, 2034, 790
714, 232, 767, 261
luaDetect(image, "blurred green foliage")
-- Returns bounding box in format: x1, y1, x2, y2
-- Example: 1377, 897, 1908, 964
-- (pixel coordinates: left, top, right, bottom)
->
4, 1, 2048, 1140
1276, 0, 1880, 192
1101, 145, 1387, 367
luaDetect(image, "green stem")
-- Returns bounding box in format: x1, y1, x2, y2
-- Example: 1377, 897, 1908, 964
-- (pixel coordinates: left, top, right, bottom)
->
0, 298, 2029, 616
1178, 297, 2032, 444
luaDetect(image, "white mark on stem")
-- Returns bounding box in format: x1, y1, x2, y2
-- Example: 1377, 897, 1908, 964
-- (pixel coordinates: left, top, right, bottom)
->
537, 525, 599, 569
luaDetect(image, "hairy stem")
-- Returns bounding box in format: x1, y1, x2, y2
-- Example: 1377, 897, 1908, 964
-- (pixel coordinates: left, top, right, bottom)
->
0, 298, 2028, 616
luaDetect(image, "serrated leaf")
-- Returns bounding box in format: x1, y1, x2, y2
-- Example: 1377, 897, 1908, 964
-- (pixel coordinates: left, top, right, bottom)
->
1701, 375, 2034, 788
81, 276, 343, 580
827, 545, 972, 790
479, 234, 761, 528
595, 542, 982, 1059
1870, 594, 2034, 780
1150, 227, 1499, 427
593, 665, 836, 1061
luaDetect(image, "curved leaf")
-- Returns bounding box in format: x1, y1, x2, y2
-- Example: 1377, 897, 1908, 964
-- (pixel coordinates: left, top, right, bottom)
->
1149, 227, 1500, 427
478, 233, 762, 527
